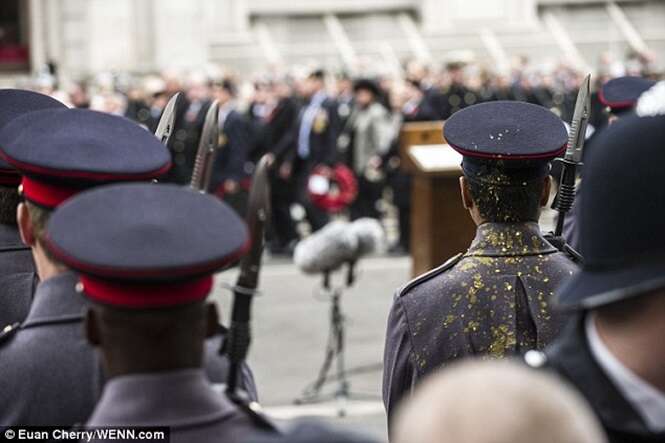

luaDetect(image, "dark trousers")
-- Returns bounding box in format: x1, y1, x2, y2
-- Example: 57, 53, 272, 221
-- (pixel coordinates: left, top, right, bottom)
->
350, 176, 382, 221
390, 172, 412, 251
269, 172, 299, 247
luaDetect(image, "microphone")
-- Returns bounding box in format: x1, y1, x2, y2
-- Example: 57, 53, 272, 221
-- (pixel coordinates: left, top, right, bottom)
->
294, 221, 358, 274
347, 218, 386, 261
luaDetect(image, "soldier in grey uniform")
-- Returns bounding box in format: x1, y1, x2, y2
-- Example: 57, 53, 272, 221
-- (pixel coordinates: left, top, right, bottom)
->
0, 89, 66, 328
0, 108, 256, 426
382, 101, 578, 427
42, 183, 276, 442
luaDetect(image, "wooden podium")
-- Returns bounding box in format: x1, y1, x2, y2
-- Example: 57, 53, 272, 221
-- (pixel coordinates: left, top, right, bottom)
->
399, 122, 476, 277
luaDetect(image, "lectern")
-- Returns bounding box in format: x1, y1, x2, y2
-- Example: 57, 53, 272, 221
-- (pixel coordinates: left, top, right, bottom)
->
400, 122, 476, 276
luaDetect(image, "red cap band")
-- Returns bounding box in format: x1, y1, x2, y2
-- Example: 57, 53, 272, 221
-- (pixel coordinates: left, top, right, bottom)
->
80, 275, 214, 309
21, 176, 81, 208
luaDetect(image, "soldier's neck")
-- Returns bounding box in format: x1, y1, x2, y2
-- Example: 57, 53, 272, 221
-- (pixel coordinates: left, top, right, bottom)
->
33, 243, 68, 282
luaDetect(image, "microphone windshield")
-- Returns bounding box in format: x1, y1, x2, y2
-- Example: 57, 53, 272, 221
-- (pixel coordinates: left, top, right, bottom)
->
348, 218, 386, 258
294, 221, 358, 274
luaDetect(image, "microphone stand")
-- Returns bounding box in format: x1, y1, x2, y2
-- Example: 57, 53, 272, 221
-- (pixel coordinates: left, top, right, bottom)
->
294, 260, 379, 417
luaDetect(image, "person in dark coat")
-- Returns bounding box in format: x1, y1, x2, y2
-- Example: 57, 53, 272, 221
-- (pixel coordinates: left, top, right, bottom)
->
264, 79, 301, 254
382, 102, 578, 430
0, 109, 257, 427
529, 85, 665, 443
172, 76, 213, 185
384, 80, 438, 255
281, 70, 340, 232
210, 79, 253, 216
0, 89, 66, 329
41, 184, 276, 443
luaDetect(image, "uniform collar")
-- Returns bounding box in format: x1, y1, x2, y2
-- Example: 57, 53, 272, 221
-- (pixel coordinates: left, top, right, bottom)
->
547, 314, 664, 437
586, 314, 665, 433
88, 368, 236, 427
466, 222, 557, 257
23, 271, 86, 325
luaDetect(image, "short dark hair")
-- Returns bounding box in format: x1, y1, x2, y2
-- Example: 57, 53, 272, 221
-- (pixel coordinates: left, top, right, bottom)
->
25, 201, 63, 265
213, 79, 236, 96
466, 173, 545, 223
0, 186, 20, 225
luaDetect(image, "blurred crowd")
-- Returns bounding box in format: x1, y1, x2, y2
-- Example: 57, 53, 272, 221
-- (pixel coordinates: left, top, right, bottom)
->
17, 52, 662, 255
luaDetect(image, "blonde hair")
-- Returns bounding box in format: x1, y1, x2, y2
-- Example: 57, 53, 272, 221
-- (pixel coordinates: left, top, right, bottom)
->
394, 360, 607, 443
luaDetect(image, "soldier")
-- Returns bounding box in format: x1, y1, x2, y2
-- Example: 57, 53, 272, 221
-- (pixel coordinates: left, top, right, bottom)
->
563, 75, 656, 251
598, 76, 656, 123
42, 183, 275, 442
382, 101, 578, 427
0, 108, 256, 426
210, 79, 253, 216
532, 83, 665, 443
0, 89, 66, 328
281, 69, 340, 232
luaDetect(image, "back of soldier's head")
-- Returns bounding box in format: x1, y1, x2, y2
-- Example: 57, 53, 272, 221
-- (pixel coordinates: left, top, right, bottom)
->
394, 360, 607, 443
445, 101, 568, 224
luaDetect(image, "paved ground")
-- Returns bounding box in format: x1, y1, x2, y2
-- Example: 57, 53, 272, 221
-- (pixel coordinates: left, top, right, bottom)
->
207, 208, 559, 442
210, 255, 411, 442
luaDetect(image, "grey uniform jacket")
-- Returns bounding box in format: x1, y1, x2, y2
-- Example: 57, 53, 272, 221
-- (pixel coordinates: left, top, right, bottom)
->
0, 272, 258, 426
0, 223, 37, 328
382, 222, 577, 425
87, 369, 272, 443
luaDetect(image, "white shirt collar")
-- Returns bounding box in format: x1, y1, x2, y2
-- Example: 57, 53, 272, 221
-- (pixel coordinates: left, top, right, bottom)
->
586, 313, 665, 432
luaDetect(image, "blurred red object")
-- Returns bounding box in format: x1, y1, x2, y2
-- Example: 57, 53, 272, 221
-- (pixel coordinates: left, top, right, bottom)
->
0, 45, 29, 64
308, 164, 357, 213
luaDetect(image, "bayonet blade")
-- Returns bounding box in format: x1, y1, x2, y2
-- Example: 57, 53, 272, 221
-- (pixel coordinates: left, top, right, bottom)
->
237, 154, 273, 291
565, 74, 591, 164
154, 92, 182, 145
190, 100, 220, 191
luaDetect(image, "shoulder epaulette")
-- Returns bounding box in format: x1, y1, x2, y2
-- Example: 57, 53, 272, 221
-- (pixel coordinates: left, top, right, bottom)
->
397, 253, 463, 298
0, 322, 20, 345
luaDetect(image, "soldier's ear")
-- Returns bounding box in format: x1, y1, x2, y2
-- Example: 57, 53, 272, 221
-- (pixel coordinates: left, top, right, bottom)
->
459, 176, 473, 210
84, 308, 102, 347
540, 176, 552, 207
205, 303, 219, 338
17, 203, 35, 247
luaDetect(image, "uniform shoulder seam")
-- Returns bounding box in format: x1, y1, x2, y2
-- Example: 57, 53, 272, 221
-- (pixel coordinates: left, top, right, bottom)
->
397, 253, 463, 297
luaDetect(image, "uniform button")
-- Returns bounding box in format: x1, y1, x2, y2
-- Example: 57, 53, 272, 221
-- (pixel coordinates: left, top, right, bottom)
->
524, 350, 547, 368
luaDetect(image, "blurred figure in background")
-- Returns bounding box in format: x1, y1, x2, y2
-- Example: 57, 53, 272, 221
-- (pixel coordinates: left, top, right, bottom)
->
283, 69, 340, 233
264, 78, 301, 255
210, 79, 252, 216
394, 360, 607, 443
342, 78, 392, 221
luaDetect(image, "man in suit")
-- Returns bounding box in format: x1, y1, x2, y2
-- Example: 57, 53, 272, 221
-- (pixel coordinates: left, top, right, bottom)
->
210, 79, 253, 216
281, 70, 340, 232
42, 183, 276, 442
0, 89, 65, 328
263, 78, 301, 255
383, 102, 578, 429
0, 109, 256, 426
530, 82, 665, 443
